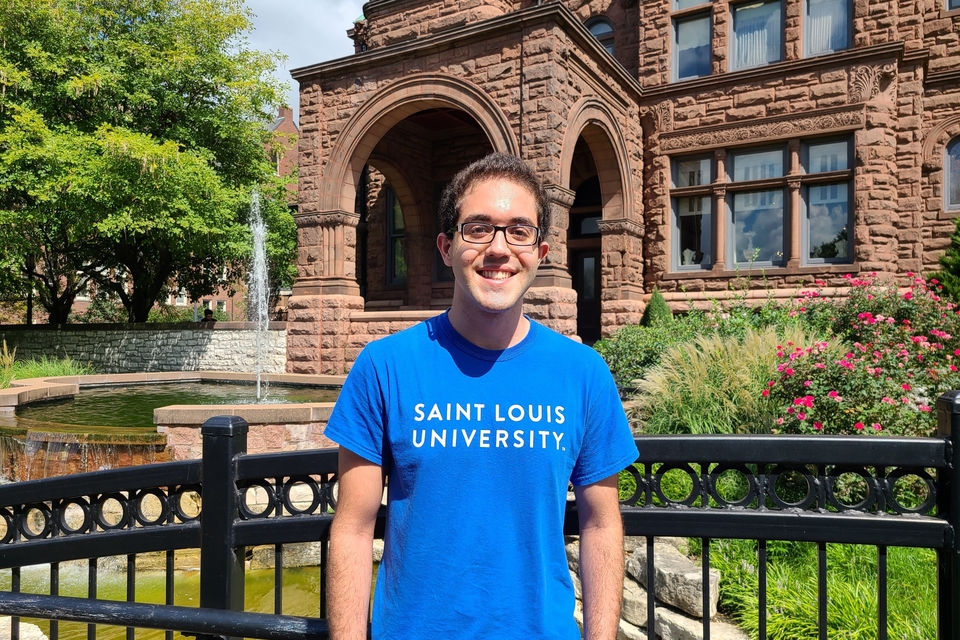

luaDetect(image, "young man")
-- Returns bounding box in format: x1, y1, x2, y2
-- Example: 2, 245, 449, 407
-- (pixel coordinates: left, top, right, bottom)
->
325, 153, 638, 639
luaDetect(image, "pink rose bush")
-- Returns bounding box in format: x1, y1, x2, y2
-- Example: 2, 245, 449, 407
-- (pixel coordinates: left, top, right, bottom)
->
765, 275, 960, 437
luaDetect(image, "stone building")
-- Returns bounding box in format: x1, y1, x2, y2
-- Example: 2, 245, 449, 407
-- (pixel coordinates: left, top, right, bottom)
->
288, 0, 960, 374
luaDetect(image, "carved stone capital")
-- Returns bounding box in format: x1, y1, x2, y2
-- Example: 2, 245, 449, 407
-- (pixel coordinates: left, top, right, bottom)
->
644, 100, 673, 134
659, 105, 865, 153
295, 210, 361, 228
544, 184, 576, 208
849, 63, 896, 103
597, 218, 644, 237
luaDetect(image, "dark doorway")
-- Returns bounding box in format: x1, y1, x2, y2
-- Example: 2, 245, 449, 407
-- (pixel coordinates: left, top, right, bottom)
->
571, 249, 601, 342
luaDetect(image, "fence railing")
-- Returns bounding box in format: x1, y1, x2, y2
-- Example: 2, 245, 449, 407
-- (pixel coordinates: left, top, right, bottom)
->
2, 394, 960, 640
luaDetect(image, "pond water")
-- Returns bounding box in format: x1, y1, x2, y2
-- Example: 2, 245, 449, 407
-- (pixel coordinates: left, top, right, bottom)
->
15, 382, 340, 429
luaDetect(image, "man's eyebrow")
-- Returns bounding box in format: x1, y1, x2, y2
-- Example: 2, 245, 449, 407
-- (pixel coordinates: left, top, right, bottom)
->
460, 214, 537, 225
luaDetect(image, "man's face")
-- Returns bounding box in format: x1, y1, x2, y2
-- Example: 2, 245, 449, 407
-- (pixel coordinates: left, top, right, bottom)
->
437, 177, 549, 317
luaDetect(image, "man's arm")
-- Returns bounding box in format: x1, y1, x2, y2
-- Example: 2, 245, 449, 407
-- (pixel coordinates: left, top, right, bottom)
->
574, 474, 624, 640
328, 447, 384, 640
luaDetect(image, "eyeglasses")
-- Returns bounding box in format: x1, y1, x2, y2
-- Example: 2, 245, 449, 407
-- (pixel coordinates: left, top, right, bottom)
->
455, 222, 541, 246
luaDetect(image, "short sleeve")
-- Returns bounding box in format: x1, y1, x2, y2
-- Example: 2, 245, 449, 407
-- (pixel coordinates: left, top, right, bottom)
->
570, 360, 639, 487
323, 347, 387, 466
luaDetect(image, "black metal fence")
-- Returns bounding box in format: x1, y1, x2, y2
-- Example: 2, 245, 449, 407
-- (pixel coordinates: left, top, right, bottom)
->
2, 394, 960, 640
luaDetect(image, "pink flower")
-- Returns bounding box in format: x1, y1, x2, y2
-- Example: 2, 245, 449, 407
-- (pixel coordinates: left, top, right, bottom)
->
768, 380, 776, 387
854, 422, 865, 431
798, 412, 807, 421
872, 423, 882, 431
814, 421, 823, 430
761, 390, 770, 397
776, 417, 784, 425
803, 380, 812, 387
902, 383, 912, 391
919, 405, 932, 412
785, 367, 795, 376
904, 292, 914, 300
787, 407, 795, 414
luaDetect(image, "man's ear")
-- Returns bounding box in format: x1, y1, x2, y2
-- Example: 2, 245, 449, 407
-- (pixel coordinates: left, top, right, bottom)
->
437, 233, 454, 267
538, 241, 549, 263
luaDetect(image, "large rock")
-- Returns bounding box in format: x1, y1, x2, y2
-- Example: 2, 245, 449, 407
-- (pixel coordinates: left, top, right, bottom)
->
0, 617, 47, 640
656, 607, 748, 640
627, 543, 719, 619
621, 575, 650, 627
618, 617, 648, 640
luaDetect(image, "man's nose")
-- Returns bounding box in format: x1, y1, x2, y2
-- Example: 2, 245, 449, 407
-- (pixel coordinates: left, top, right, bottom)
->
484, 228, 511, 254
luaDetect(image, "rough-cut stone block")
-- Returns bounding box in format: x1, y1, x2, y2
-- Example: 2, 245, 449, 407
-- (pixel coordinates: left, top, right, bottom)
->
627, 544, 720, 619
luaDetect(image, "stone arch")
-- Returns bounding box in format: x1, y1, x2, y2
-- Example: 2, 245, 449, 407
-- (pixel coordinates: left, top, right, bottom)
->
922, 115, 960, 171
322, 73, 519, 213
366, 154, 424, 237
560, 98, 633, 220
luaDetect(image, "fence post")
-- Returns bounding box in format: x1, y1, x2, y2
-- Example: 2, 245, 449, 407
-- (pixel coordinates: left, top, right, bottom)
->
936, 391, 960, 640
200, 415, 248, 621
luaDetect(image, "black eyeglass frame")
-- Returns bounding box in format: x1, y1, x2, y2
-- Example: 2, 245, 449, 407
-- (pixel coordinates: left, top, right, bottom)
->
452, 222, 542, 246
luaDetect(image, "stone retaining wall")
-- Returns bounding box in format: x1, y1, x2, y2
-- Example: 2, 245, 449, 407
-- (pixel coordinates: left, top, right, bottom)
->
0, 323, 287, 374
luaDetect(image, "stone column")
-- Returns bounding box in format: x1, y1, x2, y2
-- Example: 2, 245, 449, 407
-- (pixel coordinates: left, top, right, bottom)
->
525, 184, 578, 336
598, 218, 645, 336
712, 150, 727, 272
786, 140, 802, 268
287, 211, 365, 375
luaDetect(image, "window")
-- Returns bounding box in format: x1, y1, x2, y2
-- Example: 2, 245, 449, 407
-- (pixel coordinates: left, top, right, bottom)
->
803, 140, 851, 261
174, 291, 188, 306
948, 137, 960, 211
674, 13, 712, 80
669, 138, 853, 271
587, 17, 615, 55
805, 0, 850, 56
729, 148, 786, 265
950, 0, 960, 10
386, 187, 406, 285
672, 156, 713, 268
216, 300, 226, 312
731, 0, 782, 70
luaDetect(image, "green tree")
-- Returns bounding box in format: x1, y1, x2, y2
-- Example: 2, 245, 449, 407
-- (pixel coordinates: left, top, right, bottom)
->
0, 0, 294, 322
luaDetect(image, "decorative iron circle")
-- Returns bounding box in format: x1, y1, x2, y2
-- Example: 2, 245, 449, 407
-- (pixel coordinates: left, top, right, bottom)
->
766, 465, 818, 511
0, 507, 14, 544
618, 465, 647, 506
884, 467, 936, 515
238, 480, 276, 519
56, 498, 93, 535
19, 503, 53, 540
94, 493, 129, 530
325, 474, 339, 511
652, 463, 701, 507
171, 485, 202, 522
706, 464, 758, 508
824, 466, 877, 512
133, 488, 170, 526
282, 476, 322, 516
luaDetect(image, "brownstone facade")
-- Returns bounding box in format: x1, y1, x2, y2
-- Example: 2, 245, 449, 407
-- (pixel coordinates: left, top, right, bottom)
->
289, 0, 960, 373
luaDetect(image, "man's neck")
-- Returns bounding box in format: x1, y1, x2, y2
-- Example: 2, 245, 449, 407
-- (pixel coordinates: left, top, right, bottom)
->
446, 303, 530, 351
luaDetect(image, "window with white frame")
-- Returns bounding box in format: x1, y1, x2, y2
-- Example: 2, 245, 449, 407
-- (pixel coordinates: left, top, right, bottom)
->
385, 186, 407, 285
674, 12, 712, 80
805, 0, 850, 56
731, 0, 782, 70
586, 17, 615, 55
670, 137, 853, 271
948, 137, 960, 211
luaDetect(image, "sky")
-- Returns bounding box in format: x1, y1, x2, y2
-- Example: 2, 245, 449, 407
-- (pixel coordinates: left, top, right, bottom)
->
246, 0, 368, 123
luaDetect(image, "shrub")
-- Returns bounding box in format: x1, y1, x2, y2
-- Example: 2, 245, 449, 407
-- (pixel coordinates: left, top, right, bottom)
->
640, 289, 672, 326
12, 355, 95, 380
0, 341, 14, 389
594, 315, 706, 390
635, 327, 812, 434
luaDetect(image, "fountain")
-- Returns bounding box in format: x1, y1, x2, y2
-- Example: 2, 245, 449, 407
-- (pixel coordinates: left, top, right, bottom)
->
248, 191, 270, 401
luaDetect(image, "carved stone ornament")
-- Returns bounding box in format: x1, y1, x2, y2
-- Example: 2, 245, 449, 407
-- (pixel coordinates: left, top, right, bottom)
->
659, 106, 865, 153
651, 101, 673, 133
597, 218, 644, 237
849, 64, 896, 103
296, 211, 361, 228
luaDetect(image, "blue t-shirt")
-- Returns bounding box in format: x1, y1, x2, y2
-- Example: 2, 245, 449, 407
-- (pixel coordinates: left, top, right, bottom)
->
325, 312, 639, 639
